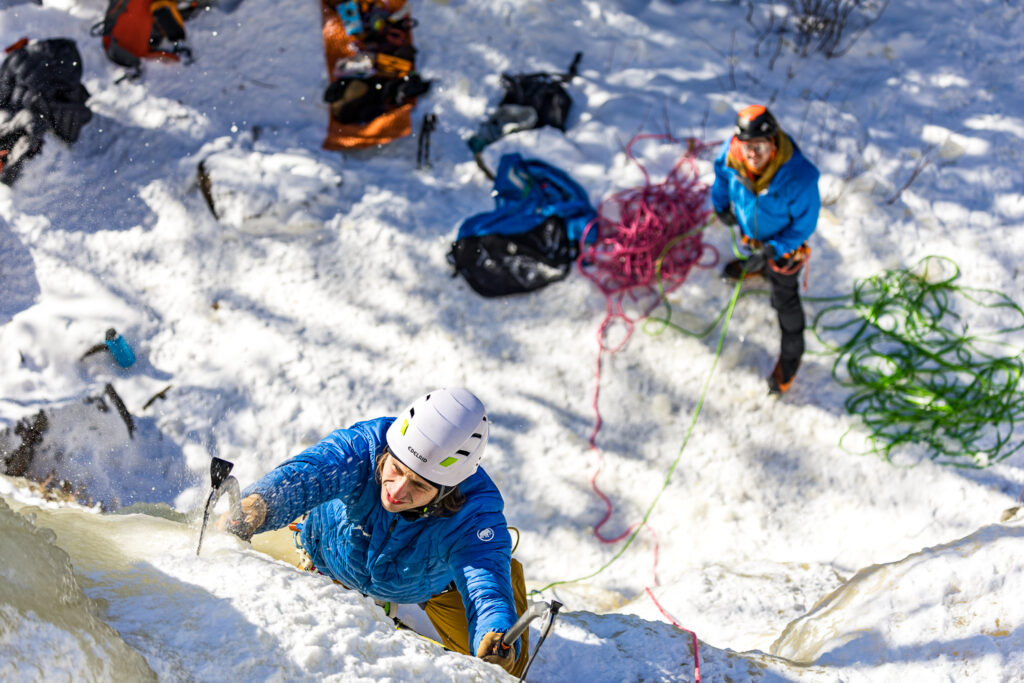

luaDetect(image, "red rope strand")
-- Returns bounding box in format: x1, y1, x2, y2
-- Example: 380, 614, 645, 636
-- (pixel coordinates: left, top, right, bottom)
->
576, 134, 718, 553
645, 587, 702, 683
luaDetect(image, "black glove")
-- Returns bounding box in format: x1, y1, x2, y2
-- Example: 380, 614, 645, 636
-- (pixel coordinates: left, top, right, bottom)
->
744, 243, 775, 274
715, 208, 737, 227
224, 517, 259, 542
744, 250, 765, 274
47, 100, 93, 143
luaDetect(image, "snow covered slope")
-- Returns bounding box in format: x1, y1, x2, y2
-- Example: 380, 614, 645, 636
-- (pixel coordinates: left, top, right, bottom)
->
2, 0, 1024, 680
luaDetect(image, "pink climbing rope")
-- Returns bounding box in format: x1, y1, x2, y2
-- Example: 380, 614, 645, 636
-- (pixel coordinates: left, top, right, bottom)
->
579, 135, 719, 351
577, 134, 719, 552
645, 587, 702, 683
570, 136, 713, 679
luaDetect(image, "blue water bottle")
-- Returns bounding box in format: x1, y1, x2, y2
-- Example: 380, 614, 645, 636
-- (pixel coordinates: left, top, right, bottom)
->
104, 328, 136, 368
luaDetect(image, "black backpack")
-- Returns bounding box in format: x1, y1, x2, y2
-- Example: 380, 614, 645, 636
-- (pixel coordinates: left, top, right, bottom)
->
449, 216, 577, 297
0, 38, 92, 184
498, 51, 582, 131
468, 52, 582, 156
0, 38, 92, 143
448, 153, 596, 298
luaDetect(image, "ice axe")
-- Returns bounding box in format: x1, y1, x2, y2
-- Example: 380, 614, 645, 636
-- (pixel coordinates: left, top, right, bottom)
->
497, 599, 563, 682
195, 456, 242, 556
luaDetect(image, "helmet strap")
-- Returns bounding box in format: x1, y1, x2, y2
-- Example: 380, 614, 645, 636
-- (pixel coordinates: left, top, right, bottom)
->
414, 484, 455, 518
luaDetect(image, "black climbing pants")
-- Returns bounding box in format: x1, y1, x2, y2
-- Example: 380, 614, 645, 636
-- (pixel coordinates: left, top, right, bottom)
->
765, 261, 805, 382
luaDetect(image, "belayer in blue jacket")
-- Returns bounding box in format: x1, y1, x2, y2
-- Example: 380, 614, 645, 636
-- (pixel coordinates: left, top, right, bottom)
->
711, 104, 821, 395
222, 387, 528, 675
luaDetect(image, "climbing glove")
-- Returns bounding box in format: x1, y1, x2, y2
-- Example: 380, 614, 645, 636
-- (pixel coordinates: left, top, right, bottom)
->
715, 207, 737, 227
744, 243, 775, 274
218, 493, 267, 542
477, 631, 516, 673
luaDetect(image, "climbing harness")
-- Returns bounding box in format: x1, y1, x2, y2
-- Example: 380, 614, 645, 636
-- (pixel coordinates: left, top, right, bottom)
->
728, 229, 812, 284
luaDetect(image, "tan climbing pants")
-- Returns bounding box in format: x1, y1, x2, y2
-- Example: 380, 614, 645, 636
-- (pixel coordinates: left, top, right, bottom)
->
423, 558, 530, 678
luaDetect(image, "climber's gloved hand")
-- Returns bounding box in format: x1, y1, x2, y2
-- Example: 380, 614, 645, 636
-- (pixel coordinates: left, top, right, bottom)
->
477, 631, 516, 673
715, 207, 737, 227
745, 243, 777, 275
217, 493, 267, 542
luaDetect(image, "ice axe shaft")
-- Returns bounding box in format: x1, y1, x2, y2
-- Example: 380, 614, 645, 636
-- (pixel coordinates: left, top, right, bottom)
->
502, 601, 549, 648
196, 457, 243, 556
500, 599, 563, 682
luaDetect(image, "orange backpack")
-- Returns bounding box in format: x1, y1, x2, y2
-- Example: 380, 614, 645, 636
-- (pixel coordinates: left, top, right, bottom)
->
93, 0, 194, 76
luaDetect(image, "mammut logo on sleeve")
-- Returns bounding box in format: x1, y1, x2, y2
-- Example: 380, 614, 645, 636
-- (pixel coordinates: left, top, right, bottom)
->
477, 528, 494, 542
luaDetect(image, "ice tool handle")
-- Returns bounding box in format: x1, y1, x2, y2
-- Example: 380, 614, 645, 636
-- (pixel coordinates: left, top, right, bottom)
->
502, 601, 547, 648
195, 457, 243, 556
500, 599, 562, 681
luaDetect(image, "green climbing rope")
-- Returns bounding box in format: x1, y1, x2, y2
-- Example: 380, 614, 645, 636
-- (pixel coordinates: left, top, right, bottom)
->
533, 254, 1023, 596
811, 255, 1024, 468
532, 232, 747, 595
643, 225, 766, 339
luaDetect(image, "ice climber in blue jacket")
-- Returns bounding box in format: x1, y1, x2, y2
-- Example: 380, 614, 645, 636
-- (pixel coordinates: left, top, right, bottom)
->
223, 387, 528, 676
711, 104, 821, 395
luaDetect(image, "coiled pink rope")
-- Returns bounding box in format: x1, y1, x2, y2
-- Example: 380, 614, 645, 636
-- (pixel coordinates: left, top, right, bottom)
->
577, 134, 719, 549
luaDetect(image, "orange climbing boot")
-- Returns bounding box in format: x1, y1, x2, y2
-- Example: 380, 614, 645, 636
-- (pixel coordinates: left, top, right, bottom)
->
768, 359, 797, 396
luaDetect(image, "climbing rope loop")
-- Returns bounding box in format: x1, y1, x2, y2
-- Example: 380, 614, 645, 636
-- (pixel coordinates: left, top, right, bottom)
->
577, 134, 720, 351
574, 134, 719, 549
811, 256, 1024, 468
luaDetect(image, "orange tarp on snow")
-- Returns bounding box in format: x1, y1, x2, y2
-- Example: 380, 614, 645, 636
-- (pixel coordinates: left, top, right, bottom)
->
320, 0, 414, 150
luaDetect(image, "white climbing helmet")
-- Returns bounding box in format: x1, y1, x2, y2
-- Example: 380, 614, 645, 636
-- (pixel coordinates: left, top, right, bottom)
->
386, 387, 489, 488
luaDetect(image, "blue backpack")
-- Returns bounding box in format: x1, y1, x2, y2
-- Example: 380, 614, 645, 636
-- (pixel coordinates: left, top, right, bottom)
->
448, 154, 596, 297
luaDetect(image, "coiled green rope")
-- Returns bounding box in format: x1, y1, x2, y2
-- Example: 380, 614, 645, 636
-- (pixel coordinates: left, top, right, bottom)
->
533, 254, 1023, 596
811, 255, 1024, 468
651, 253, 1024, 468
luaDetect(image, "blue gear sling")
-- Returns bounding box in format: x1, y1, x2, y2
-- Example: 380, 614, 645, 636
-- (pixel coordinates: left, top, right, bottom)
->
447, 153, 596, 298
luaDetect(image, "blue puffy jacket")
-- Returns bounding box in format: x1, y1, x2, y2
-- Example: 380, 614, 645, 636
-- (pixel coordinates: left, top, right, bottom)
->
711, 135, 821, 257
243, 417, 519, 655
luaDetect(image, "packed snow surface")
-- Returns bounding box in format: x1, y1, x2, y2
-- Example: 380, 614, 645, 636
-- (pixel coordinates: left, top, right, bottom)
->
2, 0, 1024, 680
